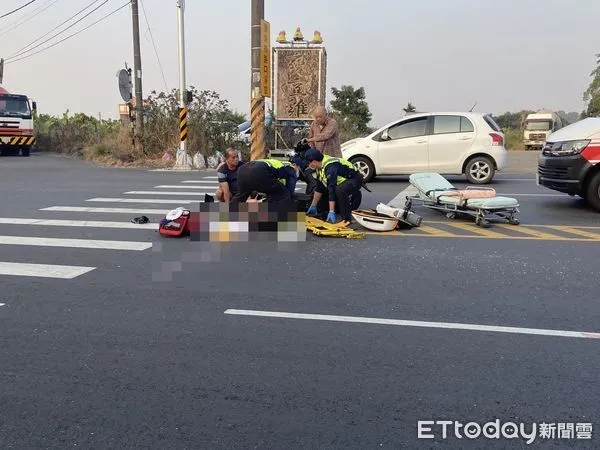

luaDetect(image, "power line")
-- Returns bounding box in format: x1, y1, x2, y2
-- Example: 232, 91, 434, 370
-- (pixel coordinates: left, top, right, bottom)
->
140, 0, 168, 92
0, 0, 38, 19
5, 1, 130, 65
6, 0, 107, 60
0, 0, 60, 39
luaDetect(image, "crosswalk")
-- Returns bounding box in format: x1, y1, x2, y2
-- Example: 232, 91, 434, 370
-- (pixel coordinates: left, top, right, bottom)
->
1, 173, 297, 281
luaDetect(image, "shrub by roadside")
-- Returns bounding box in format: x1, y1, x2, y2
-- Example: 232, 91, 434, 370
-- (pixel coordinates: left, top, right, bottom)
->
34, 88, 253, 168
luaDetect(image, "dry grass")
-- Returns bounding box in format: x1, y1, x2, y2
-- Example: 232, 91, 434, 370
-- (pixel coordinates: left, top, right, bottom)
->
504, 128, 524, 150
80, 127, 176, 168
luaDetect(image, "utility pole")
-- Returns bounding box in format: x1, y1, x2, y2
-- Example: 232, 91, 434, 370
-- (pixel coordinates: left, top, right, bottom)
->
250, 0, 266, 160
177, 0, 188, 154
131, 0, 144, 138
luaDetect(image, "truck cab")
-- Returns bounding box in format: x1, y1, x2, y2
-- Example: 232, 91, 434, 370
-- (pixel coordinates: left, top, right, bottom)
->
0, 91, 36, 157
523, 110, 563, 151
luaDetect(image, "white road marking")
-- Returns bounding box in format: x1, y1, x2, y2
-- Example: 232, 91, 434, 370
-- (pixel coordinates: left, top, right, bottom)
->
0, 303, 5, 306
182, 179, 307, 185
41, 206, 170, 214
224, 309, 600, 341
125, 191, 211, 196
181, 180, 222, 184
0, 218, 156, 229
154, 185, 215, 189
0, 236, 152, 251
0, 262, 95, 279
388, 186, 419, 207
86, 198, 198, 204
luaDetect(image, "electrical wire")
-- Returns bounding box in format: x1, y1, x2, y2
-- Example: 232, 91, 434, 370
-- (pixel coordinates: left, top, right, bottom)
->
0, 0, 38, 19
0, 0, 60, 39
140, 0, 169, 92
6, 0, 107, 60
5, 1, 130, 65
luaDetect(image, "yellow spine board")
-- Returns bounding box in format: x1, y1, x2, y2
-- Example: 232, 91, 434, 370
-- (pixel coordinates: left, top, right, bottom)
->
306, 217, 365, 239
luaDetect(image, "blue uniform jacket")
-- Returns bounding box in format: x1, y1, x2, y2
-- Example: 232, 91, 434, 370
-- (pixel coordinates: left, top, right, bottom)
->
265, 163, 298, 199
322, 162, 357, 199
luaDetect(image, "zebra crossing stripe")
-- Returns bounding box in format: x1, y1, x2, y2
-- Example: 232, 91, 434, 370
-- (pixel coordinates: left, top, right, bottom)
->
0, 218, 156, 229
0, 262, 95, 279
0, 236, 152, 251
41, 206, 170, 214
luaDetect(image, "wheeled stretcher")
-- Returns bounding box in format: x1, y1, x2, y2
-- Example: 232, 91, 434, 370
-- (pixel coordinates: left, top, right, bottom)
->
405, 173, 520, 228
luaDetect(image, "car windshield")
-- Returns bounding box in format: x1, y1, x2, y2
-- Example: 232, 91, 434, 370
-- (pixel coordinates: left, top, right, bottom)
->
525, 120, 551, 131
0, 95, 31, 118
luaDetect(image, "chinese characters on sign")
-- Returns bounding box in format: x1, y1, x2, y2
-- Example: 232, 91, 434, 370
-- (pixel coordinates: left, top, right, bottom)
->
275, 48, 326, 120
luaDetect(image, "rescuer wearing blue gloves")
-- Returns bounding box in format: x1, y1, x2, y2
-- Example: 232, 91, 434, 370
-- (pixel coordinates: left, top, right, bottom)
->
232, 158, 300, 204
304, 149, 363, 224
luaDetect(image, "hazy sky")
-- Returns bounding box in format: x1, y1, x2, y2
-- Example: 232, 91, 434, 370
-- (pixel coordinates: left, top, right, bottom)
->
1, 0, 599, 127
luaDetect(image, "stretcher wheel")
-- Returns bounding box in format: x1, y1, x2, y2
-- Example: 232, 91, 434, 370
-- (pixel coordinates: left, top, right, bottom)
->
509, 218, 520, 225
475, 217, 490, 228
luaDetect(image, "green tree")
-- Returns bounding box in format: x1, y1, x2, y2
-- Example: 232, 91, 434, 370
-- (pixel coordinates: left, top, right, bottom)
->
493, 110, 534, 130
583, 53, 600, 118
330, 85, 373, 139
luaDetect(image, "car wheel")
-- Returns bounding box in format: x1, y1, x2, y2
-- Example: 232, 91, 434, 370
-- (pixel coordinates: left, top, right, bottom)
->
465, 156, 495, 184
585, 172, 600, 212
351, 156, 375, 182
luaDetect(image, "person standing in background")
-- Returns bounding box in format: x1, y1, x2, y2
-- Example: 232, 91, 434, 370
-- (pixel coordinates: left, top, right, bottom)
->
306, 106, 342, 158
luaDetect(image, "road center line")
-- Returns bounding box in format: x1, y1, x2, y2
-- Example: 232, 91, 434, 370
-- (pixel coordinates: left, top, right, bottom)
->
224, 309, 600, 341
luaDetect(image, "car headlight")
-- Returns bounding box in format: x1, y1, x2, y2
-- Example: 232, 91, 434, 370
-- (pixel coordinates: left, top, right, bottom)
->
544, 140, 590, 156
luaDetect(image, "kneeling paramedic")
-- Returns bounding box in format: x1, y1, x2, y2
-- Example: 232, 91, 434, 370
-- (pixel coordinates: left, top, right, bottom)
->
232, 158, 300, 204
304, 149, 363, 223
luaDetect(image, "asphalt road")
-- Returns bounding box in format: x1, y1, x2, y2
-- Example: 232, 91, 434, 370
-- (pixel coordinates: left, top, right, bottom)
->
1, 153, 599, 449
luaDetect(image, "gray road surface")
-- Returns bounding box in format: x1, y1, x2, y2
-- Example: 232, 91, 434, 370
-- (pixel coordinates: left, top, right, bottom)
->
0, 153, 598, 449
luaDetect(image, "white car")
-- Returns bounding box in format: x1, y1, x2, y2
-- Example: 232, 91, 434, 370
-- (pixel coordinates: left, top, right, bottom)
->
342, 112, 507, 184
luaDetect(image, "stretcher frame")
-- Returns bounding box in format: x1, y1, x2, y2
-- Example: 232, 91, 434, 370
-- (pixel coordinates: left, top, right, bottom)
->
405, 187, 520, 228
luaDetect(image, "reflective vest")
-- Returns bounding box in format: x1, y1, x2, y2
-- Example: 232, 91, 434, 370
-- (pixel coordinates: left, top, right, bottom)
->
256, 159, 292, 185
317, 155, 355, 186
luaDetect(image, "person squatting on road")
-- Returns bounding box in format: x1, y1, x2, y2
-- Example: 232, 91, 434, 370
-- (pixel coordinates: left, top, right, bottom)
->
216, 148, 244, 202
304, 149, 363, 224
231, 158, 301, 204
